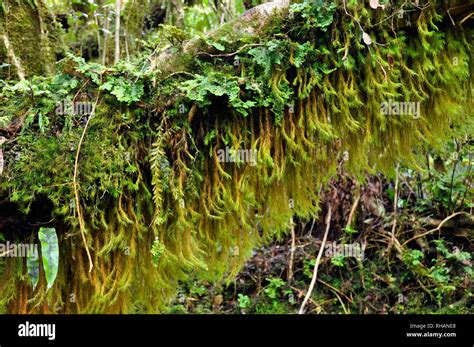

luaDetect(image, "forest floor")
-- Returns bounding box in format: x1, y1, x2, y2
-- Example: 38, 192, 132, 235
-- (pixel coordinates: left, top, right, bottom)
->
167, 174, 473, 314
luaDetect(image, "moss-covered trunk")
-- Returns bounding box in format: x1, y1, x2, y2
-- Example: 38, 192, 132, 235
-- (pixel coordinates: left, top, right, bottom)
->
0, 0, 472, 314
0, 0, 61, 79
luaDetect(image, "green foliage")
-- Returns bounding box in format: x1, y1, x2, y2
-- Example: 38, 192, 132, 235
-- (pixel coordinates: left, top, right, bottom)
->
26, 227, 59, 290
403, 249, 424, 267
401, 239, 472, 308
0, 0, 472, 313
237, 293, 251, 309
248, 40, 286, 78
303, 258, 315, 278
427, 144, 473, 213
100, 61, 146, 104
151, 238, 166, 267
189, 283, 208, 297
343, 226, 358, 235
38, 227, 59, 290
251, 277, 293, 314
330, 255, 346, 267
290, 0, 337, 35
160, 25, 191, 46
263, 277, 285, 300
26, 246, 40, 291
180, 71, 256, 116
0, 74, 81, 133
398, 138, 474, 215
246, 40, 293, 118
201, 36, 226, 52
101, 76, 144, 104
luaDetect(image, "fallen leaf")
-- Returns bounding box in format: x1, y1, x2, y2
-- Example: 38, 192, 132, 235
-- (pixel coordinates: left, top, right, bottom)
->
363, 32, 372, 45
369, 0, 380, 9
369, 0, 386, 10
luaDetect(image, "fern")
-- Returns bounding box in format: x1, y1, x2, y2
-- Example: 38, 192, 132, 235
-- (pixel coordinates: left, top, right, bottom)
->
150, 125, 170, 226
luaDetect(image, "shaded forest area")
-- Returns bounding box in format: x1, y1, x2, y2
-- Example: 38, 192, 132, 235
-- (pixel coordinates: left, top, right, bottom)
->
0, 0, 472, 314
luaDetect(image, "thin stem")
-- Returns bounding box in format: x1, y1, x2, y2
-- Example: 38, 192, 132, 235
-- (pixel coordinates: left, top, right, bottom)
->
298, 205, 332, 314
72, 78, 103, 273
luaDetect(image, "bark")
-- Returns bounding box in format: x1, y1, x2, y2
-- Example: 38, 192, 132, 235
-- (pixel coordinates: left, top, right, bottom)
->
114, 0, 121, 65
0, 0, 61, 78
1, 32, 25, 80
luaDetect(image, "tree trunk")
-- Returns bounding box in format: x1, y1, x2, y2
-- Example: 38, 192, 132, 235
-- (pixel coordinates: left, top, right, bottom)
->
0, 0, 61, 79
114, 0, 121, 65
150, 0, 291, 74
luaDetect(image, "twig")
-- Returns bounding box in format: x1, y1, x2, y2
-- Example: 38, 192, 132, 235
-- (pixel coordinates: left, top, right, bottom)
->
197, 43, 263, 58
372, 1, 409, 27
72, 79, 102, 273
317, 278, 352, 303
342, 0, 364, 32
388, 165, 399, 255
342, 0, 387, 78
459, 151, 472, 209
72, 79, 90, 103
345, 193, 360, 229
460, 12, 473, 24
163, 71, 195, 80
447, 6, 456, 25
298, 205, 332, 314
334, 291, 349, 314
447, 4, 473, 26
288, 217, 296, 282
402, 212, 470, 246
307, 217, 317, 237
289, 285, 324, 311
448, 140, 460, 212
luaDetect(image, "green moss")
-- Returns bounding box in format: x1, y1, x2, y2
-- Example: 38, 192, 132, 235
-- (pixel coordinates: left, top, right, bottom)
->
0, 0, 472, 313
0, 0, 62, 77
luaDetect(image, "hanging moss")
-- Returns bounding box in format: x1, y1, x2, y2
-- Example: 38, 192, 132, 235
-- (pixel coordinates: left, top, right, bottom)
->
0, 0, 472, 313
